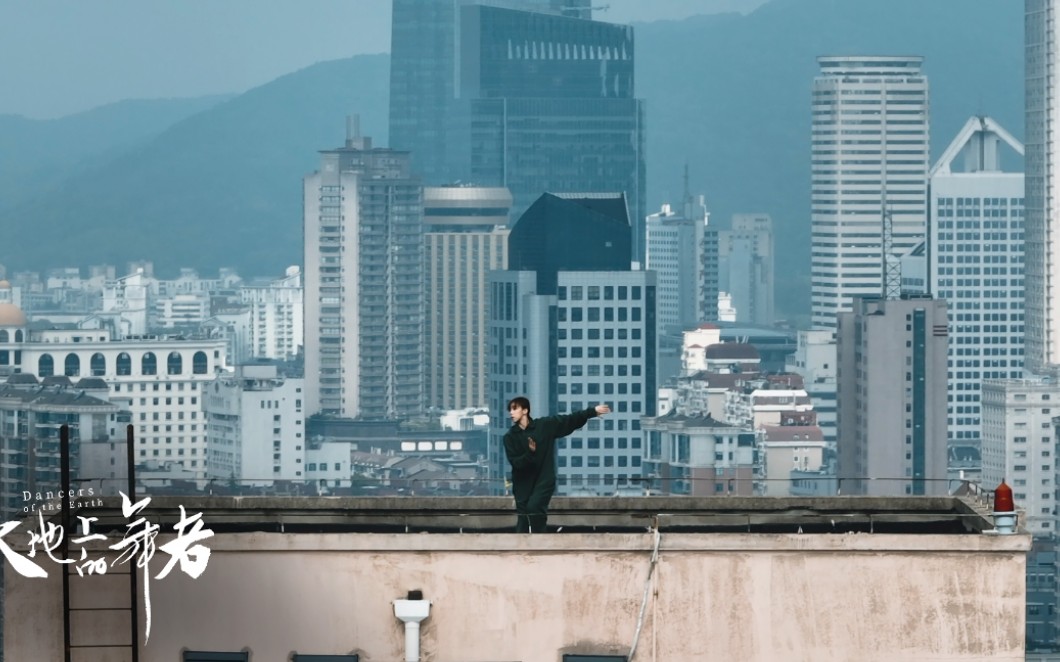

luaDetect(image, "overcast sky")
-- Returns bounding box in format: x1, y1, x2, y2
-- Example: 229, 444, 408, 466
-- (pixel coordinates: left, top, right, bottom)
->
0, 0, 768, 119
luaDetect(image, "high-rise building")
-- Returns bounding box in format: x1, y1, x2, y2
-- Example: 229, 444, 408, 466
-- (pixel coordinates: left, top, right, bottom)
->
488, 193, 656, 494
389, 0, 646, 262
836, 295, 948, 495
645, 196, 717, 335
1026, 0, 1060, 372
981, 378, 1057, 536
389, 0, 589, 186
979, 377, 1055, 538
239, 266, 304, 361
929, 116, 1025, 449
423, 186, 512, 410
811, 56, 930, 329
303, 122, 424, 419
719, 213, 775, 326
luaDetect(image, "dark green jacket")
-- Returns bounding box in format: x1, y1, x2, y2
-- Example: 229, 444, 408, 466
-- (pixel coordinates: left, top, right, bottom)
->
503, 408, 598, 489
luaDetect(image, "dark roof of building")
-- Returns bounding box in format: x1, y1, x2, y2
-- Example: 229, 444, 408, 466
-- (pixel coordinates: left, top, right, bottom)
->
762, 426, 825, 442
74, 377, 109, 390
648, 411, 737, 429
6, 373, 39, 385
508, 192, 632, 294
704, 343, 761, 359
0, 384, 117, 409
41, 375, 73, 387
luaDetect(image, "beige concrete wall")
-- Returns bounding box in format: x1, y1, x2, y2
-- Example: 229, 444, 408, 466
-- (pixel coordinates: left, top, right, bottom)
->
6, 532, 1028, 662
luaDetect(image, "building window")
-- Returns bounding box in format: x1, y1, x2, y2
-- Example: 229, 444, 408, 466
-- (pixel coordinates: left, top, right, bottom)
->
142, 352, 157, 376
64, 353, 80, 377
168, 352, 183, 375
117, 352, 132, 375
193, 351, 209, 374
38, 354, 54, 377
90, 352, 106, 376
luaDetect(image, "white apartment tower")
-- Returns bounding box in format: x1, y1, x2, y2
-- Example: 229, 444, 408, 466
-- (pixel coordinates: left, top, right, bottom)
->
981, 379, 1056, 535
719, 213, 775, 326
811, 56, 930, 329
240, 266, 304, 361
423, 186, 511, 410
645, 196, 718, 334
303, 120, 424, 419
1026, 0, 1060, 372
929, 116, 1025, 448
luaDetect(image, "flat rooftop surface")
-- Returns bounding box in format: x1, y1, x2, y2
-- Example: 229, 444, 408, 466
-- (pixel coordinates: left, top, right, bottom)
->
48, 495, 1002, 536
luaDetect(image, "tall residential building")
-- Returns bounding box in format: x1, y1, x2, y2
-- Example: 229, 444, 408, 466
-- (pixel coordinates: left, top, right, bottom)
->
645, 197, 717, 383
1026, 1, 1060, 372
811, 56, 930, 329
929, 116, 1025, 449
239, 266, 304, 361
488, 193, 656, 494
424, 186, 511, 410
645, 196, 718, 334
303, 123, 424, 419
389, 0, 646, 263
981, 379, 1057, 536
719, 213, 775, 326
836, 296, 948, 495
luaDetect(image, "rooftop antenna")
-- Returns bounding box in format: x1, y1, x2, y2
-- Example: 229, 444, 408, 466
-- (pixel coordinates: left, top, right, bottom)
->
881, 205, 901, 300
682, 163, 692, 218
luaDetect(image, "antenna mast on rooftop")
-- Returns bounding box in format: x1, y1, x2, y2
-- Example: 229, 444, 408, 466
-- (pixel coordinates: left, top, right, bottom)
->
881, 206, 901, 300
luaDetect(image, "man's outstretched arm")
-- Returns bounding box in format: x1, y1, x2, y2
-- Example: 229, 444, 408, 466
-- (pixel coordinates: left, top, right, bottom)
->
550, 403, 611, 438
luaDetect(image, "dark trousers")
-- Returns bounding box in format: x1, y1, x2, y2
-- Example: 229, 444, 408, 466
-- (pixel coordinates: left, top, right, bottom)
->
513, 480, 555, 533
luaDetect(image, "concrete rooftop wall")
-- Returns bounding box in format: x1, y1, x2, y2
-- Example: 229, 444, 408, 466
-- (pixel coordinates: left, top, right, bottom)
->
4, 529, 1029, 662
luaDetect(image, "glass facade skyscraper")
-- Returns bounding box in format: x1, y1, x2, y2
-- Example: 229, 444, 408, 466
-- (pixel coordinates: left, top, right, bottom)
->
389, 0, 646, 263
488, 193, 656, 494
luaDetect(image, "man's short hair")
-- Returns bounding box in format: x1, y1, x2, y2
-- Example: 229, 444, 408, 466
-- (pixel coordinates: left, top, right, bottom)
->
507, 396, 530, 414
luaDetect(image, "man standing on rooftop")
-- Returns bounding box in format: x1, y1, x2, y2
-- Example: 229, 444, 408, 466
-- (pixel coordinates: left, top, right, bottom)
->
504, 397, 611, 533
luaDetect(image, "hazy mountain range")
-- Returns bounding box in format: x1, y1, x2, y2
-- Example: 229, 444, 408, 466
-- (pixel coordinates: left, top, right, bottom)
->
0, 0, 1022, 317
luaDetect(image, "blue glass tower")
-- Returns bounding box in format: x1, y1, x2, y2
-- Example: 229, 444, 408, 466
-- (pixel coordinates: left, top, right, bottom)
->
389, 0, 646, 263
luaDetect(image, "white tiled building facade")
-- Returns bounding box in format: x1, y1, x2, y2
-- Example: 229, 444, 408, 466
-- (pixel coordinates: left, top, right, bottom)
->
981, 378, 1057, 535
303, 128, 424, 418
811, 56, 930, 329
929, 117, 1025, 447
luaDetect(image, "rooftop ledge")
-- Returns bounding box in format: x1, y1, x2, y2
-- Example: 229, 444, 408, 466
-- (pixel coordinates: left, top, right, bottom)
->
45, 495, 1026, 544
